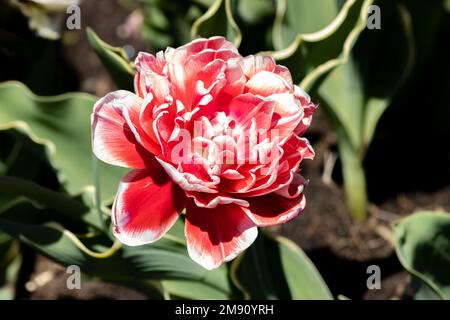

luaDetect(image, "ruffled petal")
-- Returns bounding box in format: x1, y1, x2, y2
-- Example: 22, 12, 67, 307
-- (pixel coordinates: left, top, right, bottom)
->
185, 202, 257, 270
134, 51, 167, 98
242, 55, 293, 88
91, 90, 157, 168
243, 174, 307, 227
186, 191, 249, 208
112, 168, 186, 246
246, 71, 291, 96
180, 36, 238, 56
268, 93, 304, 138
294, 86, 317, 136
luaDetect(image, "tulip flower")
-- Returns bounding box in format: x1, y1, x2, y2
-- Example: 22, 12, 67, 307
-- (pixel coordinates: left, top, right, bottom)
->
91, 37, 316, 269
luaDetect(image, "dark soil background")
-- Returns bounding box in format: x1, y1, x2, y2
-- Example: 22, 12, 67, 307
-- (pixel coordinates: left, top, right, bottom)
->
8, 0, 450, 300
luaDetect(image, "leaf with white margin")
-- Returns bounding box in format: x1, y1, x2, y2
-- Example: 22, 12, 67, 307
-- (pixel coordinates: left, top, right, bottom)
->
0, 81, 126, 204
230, 234, 332, 300
318, 1, 414, 152
394, 211, 450, 300
0, 199, 232, 299
272, 0, 344, 50
191, 0, 242, 47
264, 0, 373, 91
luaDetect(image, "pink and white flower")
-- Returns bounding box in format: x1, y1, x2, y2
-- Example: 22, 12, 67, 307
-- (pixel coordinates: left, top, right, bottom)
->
91, 37, 316, 270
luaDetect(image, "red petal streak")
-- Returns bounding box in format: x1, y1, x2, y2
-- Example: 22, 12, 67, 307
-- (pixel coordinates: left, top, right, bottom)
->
112, 169, 186, 246
243, 177, 307, 227
92, 91, 158, 168
246, 71, 291, 97
185, 202, 257, 269
186, 191, 249, 208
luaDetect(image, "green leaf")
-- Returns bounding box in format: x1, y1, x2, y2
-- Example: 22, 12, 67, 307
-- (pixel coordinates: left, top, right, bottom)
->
0, 176, 102, 229
140, 0, 209, 50
191, 0, 242, 46
236, 0, 274, 25
394, 211, 450, 300
0, 199, 232, 299
319, 1, 414, 151
231, 234, 332, 300
316, 1, 414, 220
319, 59, 364, 150
86, 28, 134, 91
162, 267, 231, 300
277, 237, 333, 299
272, 0, 343, 50
0, 81, 126, 204
358, 3, 415, 147
410, 275, 442, 300
162, 280, 230, 300
265, 0, 374, 90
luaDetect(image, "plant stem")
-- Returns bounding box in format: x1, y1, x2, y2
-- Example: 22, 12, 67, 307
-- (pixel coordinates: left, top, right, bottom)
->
339, 141, 368, 222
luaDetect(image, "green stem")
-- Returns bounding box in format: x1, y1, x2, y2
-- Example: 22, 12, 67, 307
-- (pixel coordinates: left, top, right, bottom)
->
338, 141, 368, 222
48, 223, 122, 259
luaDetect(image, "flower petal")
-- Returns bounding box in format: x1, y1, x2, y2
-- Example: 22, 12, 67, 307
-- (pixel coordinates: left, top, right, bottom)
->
243, 174, 307, 227
269, 93, 304, 137
185, 202, 257, 270
134, 51, 167, 98
242, 55, 276, 78
186, 191, 249, 209
180, 36, 238, 56
92, 90, 157, 168
293, 85, 317, 136
242, 55, 293, 88
112, 168, 186, 246
156, 157, 219, 193
246, 71, 291, 96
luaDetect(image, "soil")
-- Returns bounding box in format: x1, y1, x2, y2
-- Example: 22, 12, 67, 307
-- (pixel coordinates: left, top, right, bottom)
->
277, 107, 450, 259
9, 0, 450, 300
61, 0, 149, 97
24, 255, 146, 300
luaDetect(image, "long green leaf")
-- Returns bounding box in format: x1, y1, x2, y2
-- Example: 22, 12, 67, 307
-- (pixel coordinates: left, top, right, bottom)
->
0, 81, 126, 204
162, 267, 231, 300
86, 28, 134, 91
272, 0, 342, 50
140, 0, 211, 50
0, 199, 232, 299
231, 234, 332, 300
316, 1, 414, 220
319, 1, 414, 152
0, 176, 92, 223
265, 0, 373, 90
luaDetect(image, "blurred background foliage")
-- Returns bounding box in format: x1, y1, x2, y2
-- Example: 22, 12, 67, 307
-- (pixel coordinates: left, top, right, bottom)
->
0, 0, 449, 300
